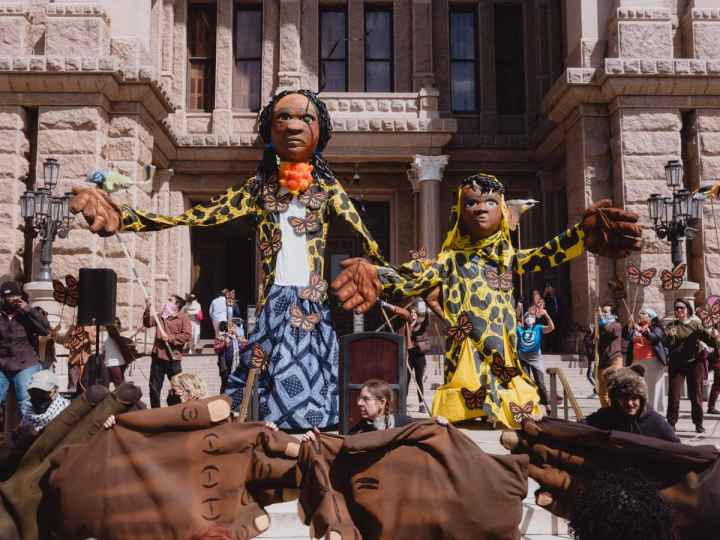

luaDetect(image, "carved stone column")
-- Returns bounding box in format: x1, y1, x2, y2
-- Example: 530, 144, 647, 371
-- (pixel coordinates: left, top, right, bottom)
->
410, 155, 448, 258
277, 0, 303, 90
213, 0, 233, 137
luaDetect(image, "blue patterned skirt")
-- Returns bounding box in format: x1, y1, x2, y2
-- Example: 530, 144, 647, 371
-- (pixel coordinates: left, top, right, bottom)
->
225, 284, 339, 429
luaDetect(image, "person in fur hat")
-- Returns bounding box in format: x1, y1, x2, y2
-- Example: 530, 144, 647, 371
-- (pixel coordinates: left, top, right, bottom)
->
584, 365, 679, 442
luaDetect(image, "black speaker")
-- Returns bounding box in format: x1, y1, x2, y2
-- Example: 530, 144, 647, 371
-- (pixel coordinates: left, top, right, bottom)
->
77, 268, 117, 326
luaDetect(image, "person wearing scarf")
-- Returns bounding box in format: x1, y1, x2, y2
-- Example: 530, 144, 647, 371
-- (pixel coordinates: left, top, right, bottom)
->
143, 295, 192, 408
625, 307, 667, 415
664, 298, 720, 433
70, 90, 385, 430
332, 173, 643, 428
19, 369, 70, 435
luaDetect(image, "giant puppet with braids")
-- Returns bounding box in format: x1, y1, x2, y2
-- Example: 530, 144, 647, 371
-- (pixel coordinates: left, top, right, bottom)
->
333, 173, 643, 428
70, 90, 386, 429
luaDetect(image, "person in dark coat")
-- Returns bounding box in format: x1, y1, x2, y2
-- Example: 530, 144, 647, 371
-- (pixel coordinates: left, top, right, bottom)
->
585, 364, 679, 443
349, 379, 415, 434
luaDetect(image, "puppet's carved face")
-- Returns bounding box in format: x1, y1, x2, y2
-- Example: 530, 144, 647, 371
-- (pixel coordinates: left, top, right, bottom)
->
271, 93, 320, 163
460, 187, 503, 240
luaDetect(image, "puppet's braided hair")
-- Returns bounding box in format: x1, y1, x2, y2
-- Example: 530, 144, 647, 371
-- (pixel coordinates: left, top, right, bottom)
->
252, 89, 336, 200
568, 468, 676, 540
460, 173, 505, 195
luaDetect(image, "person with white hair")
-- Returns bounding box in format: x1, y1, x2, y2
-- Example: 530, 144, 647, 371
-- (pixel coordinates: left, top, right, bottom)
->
625, 307, 667, 415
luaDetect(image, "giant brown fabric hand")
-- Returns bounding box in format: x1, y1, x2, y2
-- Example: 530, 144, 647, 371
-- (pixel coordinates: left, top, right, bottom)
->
580, 199, 642, 258
47, 397, 301, 540
69, 186, 123, 236
330, 257, 383, 314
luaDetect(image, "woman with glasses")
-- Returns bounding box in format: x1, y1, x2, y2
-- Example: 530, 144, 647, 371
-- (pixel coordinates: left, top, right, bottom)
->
664, 298, 720, 433
349, 379, 416, 434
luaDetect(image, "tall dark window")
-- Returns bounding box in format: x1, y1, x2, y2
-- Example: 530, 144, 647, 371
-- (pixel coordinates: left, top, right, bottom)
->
365, 8, 393, 92
233, 5, 262, 111
187, 3, 216, 112
449, 8, 477, 112
494, 3, 526, 115
320, 8, 347, 91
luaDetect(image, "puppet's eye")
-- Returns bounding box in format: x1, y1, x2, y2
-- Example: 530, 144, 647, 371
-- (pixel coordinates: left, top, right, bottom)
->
485, 200, 498, 209
302, 115, 315, 124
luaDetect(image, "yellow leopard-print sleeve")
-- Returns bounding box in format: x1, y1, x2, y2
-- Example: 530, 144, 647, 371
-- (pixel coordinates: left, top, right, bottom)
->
514, 224, 585, 275
328, 182, 387, 265
121, 182, 259, 232
377, 255, 444, 302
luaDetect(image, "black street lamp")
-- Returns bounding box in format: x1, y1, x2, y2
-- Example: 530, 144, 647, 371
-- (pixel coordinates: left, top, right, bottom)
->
647, 160, 706, 268
20, 158, 72, 281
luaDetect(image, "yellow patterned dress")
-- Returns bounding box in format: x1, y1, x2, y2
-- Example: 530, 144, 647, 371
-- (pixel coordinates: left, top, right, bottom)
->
377, 186, 585, 428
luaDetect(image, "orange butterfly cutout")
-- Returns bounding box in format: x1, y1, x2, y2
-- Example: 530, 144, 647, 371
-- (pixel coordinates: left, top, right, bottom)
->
298, 188, 328, 210
52, 275, 80, 307
509, 401, 534, 424
288, 213, 320, 235
263, 191, 291, 213
250, 345, 268, 369
448, 311, 473, 344
299, 273, 328, 303
461, 386, 488, 410
626, 264, 657, 287
490, 353, 520, 386
259, 229, 282, 259
484, 267, 513, 291
289, 304, 321, 332
660, 263, 686, 291
696, 295, 720, 329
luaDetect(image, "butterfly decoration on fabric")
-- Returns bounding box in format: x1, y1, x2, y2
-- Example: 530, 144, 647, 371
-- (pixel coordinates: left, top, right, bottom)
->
461, 386, 488, 410
409, 247, 427, 260
509, 401, 535, 424
52, 275, 80, 307
696, 295, 720, 329
288, 213, 320, 235
299, 272, 328, 303
490, 353, 520, 386
259, 229, 282, 259
448, 311, 474, 344
660, 263, 686, 290
626, 264, 657, 287
298, 188, 328, 210
289, 304, 321, 332
250, 344, 268, 370
263, 191, 292, 213
484, 266, 513, 291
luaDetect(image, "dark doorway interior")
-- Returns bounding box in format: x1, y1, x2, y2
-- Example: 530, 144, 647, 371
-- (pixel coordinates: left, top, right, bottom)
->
325, 199, 391, 338
191, 218, 255, 339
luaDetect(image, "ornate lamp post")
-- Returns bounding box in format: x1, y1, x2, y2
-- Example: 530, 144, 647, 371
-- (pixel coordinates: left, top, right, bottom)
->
19, 158, 72, 281
647, 160, 706, 267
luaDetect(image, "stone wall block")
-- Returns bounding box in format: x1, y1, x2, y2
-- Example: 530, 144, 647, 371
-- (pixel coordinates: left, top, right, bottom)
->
0, 129, 28, 155
699, 110, 720, 132
39, 107, 105, 131
624, 179, 670, 204
622, 155, 674, 180
621, 111, 681, 132
0, 17, 29, 56
38, 130, 101, 155
622, 132, 680, 155
700, 156, 720, 180
105, 139, 138, 162
0, 108, 26, 131
617, 22, 673, 58
701, 133, 720, 155
692, 22, 720, 59
46, 16, 110, 57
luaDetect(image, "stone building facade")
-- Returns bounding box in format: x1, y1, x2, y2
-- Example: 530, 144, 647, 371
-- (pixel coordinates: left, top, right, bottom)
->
1, 0, 719, 341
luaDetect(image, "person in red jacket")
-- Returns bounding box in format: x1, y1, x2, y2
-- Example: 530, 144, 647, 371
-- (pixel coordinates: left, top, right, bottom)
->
143, 295, 192, 408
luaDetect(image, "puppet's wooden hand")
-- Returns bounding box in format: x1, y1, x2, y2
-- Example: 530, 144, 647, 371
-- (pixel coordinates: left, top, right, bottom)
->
424, 285, 445, 320
70, 186, 123, 236
331, 257, 382, 314
581, 199, 642, 258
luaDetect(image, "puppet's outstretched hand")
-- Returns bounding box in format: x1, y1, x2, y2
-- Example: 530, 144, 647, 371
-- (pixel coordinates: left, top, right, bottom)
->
580, 199, 642, 258
424, 284, 445, 320
331, 257, 382, 314
70, 186, 123, 236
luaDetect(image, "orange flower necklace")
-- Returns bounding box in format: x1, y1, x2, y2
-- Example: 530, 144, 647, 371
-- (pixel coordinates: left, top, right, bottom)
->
278, 162, 314, 195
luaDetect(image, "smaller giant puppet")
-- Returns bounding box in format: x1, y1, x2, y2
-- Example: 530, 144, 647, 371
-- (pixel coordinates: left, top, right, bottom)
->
70, 90, 386, 430
332, 173, 642, 428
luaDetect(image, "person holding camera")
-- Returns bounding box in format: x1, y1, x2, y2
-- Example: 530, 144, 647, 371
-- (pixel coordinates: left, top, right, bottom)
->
0, 281, 50, 418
